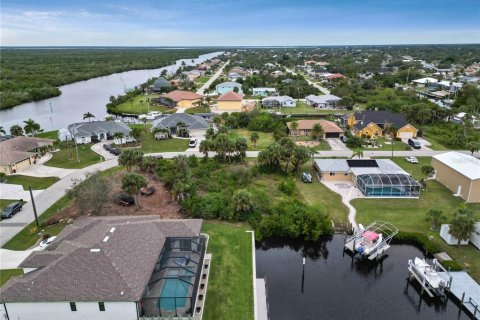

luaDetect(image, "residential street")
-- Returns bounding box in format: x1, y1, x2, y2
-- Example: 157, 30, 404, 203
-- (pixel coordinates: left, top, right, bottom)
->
196, 60, 230, 95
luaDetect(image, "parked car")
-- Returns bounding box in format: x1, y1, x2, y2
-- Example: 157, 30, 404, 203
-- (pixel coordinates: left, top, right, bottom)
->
103, 144, 111, 151
408, 138, 421, 149
110, 148, 121, 155
405, 156, 418, 164
302, 172, 313, 183
189, 138, 197, 148
1, 202, 23, 219
140, 186, 155, 196
115, 193, 135, 206
341, 135, 348, 143
39, 236, 57, 249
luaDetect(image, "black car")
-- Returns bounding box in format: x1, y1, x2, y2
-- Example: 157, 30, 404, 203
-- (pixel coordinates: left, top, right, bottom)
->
110, 148, 121, 155
103, 144, 111, 151
115, 193, 135, 206
1, 202, 23, 219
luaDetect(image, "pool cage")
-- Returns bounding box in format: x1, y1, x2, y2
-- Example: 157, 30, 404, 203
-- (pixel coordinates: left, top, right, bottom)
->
356, 173, 421, 197
140, 236, 206, 318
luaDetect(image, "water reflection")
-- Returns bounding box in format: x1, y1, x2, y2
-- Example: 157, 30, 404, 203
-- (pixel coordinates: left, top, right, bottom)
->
256, 235, 332, 260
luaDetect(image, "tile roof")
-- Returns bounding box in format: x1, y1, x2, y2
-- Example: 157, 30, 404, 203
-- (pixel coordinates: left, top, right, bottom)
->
0, 216, 202, 303
153, 113, 209, 130
0, 136, 54, 166
218, 91, 243, 101
287, 119, 344, 133
159, 90, 203, 102
67, 121, 131, 138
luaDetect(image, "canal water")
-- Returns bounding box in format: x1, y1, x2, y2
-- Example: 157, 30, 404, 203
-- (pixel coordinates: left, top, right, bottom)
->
256, 235, 472, 320
0, 51, 222, 132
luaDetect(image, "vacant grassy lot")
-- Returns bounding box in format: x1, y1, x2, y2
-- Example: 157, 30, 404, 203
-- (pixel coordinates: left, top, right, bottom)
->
195, 76, 209, 84
185, 105, 210, 114
125, 125, 189, 153
352, 157, 480, 281
5, 175, 59, 190
45, 144, 101, 169
202, 221, 253, 320
114, 94, 176, 115
0, 269, 23, 287
36, 130, 58, 140
229, 129, 275, 151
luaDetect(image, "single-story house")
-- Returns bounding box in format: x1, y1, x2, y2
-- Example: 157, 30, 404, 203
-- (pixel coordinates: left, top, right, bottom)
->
150, 77, 170, 92
287, 120, 343, 138
67, 121, 133, 145
182, 70, 202, 81
314, 158, 421, 198
152, 90, 203, 108
215, 81, 243, 95
252, 87, 277, 97
325, 73, 346, 81
431, 152, 480, 203
153, 113, 209, 138
305, 94, 342, 109
261, 96, 296, 108
412, 77, 438, 85
347, 110, 418, 139
0, 136, 54, 174
217, 91, 243, 111
228, 72, 243, 81
0, 216, 207, 320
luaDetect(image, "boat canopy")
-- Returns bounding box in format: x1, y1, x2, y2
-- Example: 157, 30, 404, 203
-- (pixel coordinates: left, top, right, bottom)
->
363, 231, 379, 242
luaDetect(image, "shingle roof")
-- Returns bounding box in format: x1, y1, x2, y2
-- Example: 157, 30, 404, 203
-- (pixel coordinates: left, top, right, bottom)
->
287, 120, 344, 133
352, 111, 408, 130
433, 152, 480, 180
152, 77, 170, 88
0, 136, 54, 166
305, 94, 342, 104
159, 90, 203, 102
218, 91, 243, 101
153, 113, 209, 130
0, 216, 202, 303
67, 121, 131, 138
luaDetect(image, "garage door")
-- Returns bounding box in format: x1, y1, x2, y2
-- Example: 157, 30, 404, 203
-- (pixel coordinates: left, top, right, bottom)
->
325, 132, 340, 138
15, 158, 31, 170
398, 131, 414, 139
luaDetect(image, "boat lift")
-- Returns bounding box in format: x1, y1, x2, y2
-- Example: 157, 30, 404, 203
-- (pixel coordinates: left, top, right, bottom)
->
407, 257, 452, 298
344, 220, 398, 260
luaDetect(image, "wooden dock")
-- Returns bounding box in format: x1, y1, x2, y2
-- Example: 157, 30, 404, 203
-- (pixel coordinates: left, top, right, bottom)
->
439, 271, 480, 319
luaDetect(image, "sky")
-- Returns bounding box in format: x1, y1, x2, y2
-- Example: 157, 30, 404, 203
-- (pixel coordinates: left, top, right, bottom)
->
1, 0, 479, 46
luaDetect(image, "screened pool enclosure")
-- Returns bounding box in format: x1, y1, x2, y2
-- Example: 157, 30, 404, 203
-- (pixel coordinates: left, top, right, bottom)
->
356, 173, 421, 197
140, 236, 206, 318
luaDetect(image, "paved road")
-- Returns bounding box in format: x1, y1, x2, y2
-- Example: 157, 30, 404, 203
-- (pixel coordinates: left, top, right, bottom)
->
0, 159, 118, 247
284, 66, 331, 95
196, 60, 230, 95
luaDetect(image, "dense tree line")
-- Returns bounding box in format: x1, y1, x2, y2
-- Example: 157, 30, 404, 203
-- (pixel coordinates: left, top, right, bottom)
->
0, 48, 215, 109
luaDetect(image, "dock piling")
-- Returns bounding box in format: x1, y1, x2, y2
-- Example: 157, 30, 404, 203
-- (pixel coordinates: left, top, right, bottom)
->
461, 292, 465, 306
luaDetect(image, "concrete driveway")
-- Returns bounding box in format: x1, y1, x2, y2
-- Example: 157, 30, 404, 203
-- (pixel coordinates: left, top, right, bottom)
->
16, 162, 76, 178
0, 248, 41, 269
91, 141, 118, 160
401, 137, 432, 151
0, 183, 42, 200
326, 138, 350, 151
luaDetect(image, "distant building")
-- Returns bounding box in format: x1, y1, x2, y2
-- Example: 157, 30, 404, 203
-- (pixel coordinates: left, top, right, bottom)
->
66, 121, 133, 145
150, 77, 170, 92
252, 87, 277, 97
0, 136, 54, 174
215, 81, 243, 95
261, 96, 296, 108
217, 91, 243, 111
305, 94, 342, 109
152, 90, 203, 108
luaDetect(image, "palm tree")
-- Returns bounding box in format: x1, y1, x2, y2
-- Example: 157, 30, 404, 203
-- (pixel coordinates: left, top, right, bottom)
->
0, 126, 5, 135
250, 131, 260, 148
119, 149, 144, 172
130, 127, 144, 143
121, 172, 147, 208
421, 165, 435, 178
311, 123, 324, 142
449, 206, 475, 247
10, 125, 24, 136
425, 209, 446, 230
113, 132, 125, 145
232, 189, 255, 220
199, 140, 211, 160
350, 148, 364, 159
23, 119, 41, 136
139, 156, 158, 174
290, 121, 298, 140
83, 112, 95, 122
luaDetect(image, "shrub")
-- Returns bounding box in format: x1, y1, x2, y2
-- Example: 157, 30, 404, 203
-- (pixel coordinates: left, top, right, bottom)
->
441, 260, 463, 271
278, 178, 296, 195
394, 231, 441, 255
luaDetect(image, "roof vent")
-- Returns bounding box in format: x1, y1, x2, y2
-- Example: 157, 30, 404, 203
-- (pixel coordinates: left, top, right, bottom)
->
120, 291, 124, 296
109, 227, 116, 233
90, 248, 101, 253
103, 236, 110, 242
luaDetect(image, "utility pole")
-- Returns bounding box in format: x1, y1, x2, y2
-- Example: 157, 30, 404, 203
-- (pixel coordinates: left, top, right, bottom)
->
29, 186, 39, 228
74, 139, 80, 163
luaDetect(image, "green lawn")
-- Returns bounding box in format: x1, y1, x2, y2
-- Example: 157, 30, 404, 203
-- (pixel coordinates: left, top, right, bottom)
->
0, 269, 23, 287
229, 129, 275, 151
195, 76, 209, 84
45, 144, 102, 169
362, 137, 409, 151
36, 130, 58, 140
124, 124, 189, 153
185, 105, 211, 114
0, 199, 25, 212
113, 94, 176, 115
3, 195, 72, 250
422, 133, 453, 150
5, 175, 59, 190
202, 221, 253, 320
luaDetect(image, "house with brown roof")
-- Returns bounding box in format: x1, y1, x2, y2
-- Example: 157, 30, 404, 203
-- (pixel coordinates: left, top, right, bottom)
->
0, 136, 54, 174
287, 120, 344, 138
0, 216, 209, 319
217, 91, 243, 111
152, 90, 203, 108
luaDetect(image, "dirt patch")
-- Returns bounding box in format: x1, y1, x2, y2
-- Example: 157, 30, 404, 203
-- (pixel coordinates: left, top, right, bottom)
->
296, 141, 320, 147
46, 171, 182, 226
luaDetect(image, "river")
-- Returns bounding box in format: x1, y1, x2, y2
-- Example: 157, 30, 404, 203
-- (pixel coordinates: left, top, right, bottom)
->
0, 51, 223, 132
256, 235, 472, 320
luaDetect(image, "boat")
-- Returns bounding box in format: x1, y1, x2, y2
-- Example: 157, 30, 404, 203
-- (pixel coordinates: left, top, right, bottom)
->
407, 257, 450, 298
344, 221, 398, 260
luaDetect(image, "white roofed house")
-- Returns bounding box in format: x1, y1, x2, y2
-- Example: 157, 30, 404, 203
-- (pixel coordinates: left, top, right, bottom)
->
252, 87, 277, 97
305, 94, 342, 109
262, 96, 296, 108
66, 121, 133, 145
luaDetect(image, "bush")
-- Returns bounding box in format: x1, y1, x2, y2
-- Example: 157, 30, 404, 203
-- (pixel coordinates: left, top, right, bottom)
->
441, 260, 463, 271
278, 178, 296, 195
394, 231, 441, 255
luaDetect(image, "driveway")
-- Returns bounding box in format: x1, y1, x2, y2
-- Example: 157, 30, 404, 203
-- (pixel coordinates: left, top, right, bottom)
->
0, 248, 41, 269
91, 141, 118, 160
326, 138, 350, 151
401, 137, 432, 151
16, 162, 76, 178
0, 184, 42, 200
